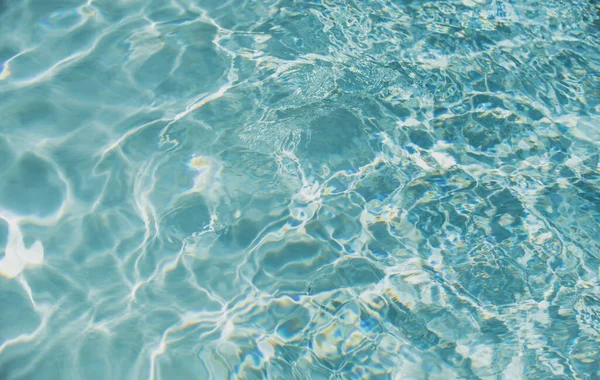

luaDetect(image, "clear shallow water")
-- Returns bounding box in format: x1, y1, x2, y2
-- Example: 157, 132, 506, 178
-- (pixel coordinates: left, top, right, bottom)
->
0, 0, 599, 378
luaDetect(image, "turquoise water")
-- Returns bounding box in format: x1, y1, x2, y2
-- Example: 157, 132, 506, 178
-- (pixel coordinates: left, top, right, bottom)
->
1, 0, 600, 378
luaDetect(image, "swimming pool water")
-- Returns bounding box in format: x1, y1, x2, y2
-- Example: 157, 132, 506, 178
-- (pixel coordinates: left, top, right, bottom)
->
1, 0, 600, 378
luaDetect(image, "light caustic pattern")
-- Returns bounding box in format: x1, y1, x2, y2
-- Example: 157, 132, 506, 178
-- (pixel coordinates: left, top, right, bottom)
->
0, 0, 600, 378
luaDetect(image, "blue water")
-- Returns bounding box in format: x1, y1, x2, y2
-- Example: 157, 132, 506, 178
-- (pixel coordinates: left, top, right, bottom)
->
1, 0, 600, 378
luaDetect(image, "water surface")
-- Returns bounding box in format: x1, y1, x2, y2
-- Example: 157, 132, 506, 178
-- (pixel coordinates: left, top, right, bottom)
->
1, 0, 600, 378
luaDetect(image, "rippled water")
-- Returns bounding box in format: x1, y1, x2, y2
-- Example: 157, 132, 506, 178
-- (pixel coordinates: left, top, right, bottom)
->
1, 0, 600, 378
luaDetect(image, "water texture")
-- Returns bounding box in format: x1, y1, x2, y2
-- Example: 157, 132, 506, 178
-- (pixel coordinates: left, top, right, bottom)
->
1, 0, 600, 378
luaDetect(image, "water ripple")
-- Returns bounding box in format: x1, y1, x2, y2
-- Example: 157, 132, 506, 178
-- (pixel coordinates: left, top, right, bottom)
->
1, 0, 600, 378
